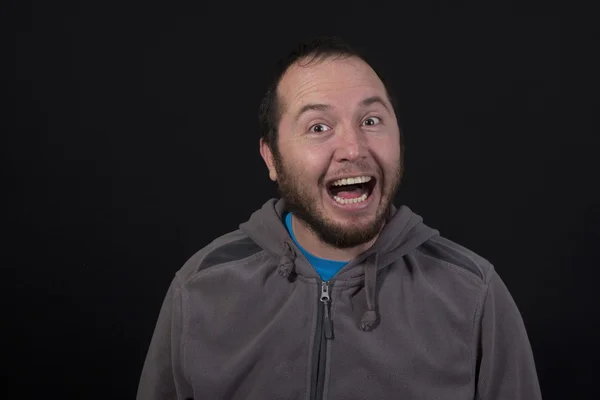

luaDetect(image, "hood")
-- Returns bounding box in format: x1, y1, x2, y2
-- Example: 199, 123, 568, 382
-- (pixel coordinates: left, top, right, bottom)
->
239, 198, 440, 331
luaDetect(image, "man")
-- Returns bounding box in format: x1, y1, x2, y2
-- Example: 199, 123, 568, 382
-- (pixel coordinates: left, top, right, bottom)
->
137, 37, 542, 399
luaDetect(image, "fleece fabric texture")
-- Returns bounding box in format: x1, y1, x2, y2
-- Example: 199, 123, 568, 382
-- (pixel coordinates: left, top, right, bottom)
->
137, 198, 542, 400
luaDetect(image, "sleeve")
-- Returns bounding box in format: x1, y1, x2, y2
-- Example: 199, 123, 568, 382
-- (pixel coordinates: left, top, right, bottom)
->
474, 269, 543, 399
137, 274, 193, 400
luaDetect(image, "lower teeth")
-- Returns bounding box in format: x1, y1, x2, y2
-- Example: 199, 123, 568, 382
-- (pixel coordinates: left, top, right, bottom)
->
333, 193, 368, 205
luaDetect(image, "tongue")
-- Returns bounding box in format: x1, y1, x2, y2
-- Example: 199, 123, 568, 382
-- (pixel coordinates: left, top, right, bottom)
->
334, 186, 364, 199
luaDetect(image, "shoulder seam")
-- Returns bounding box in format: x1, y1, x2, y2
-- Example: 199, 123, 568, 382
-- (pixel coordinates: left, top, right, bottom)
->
415, 247, 487, 285
423, 235, 492, 281
175, 230, 262, 282
185, 249, 270, 286
470, 267, 495, 396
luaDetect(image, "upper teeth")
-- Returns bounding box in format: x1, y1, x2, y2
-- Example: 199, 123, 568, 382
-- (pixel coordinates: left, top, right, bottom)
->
331, 176, 372, 186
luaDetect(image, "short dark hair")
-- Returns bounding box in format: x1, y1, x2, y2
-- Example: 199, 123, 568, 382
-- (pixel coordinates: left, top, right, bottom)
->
258, 36, 400, 156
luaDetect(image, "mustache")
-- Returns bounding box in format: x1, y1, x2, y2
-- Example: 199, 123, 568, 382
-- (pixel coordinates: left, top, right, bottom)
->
320, 161, 378, 185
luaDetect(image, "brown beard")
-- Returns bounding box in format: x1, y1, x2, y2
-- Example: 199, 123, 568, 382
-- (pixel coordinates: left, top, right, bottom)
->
273, 151, 403, 249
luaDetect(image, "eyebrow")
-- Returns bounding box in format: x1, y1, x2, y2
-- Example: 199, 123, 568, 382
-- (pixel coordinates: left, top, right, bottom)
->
361, 95, 391, 112
293, 95, 391, 124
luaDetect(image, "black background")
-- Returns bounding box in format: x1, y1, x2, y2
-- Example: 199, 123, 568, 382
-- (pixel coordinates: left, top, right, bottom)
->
9, 3, 599, 399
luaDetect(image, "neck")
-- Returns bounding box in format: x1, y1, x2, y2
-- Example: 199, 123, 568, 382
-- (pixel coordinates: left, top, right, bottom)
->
291, 214, 380, 261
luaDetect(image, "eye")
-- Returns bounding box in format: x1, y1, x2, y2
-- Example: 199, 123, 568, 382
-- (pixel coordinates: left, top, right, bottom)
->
362, 117, 381, 126
309, 123, 332, 133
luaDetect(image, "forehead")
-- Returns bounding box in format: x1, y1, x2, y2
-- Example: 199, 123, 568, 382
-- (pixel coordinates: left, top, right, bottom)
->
277, 56, 388, 112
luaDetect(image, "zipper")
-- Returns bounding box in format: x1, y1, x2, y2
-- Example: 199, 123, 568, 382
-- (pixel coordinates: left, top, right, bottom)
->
321, 281, 333, 340
310, 280, 334, 400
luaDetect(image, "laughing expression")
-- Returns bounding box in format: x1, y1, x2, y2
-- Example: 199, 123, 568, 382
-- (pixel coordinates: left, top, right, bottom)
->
261, 56, 403, 249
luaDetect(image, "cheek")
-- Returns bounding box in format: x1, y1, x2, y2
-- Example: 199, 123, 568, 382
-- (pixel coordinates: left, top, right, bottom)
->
371, 138, 401, 169
286, 146, 330, 178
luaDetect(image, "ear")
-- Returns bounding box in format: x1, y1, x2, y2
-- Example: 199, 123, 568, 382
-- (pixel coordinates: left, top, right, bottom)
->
259, 138, 278, 182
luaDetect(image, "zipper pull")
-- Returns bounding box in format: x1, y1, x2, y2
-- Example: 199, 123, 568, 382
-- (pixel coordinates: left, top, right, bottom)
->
321, 281, 333, 339
321, 281, 330, 302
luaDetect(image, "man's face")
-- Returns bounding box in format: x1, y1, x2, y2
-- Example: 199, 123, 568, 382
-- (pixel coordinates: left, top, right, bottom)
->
261, 56, 403, 248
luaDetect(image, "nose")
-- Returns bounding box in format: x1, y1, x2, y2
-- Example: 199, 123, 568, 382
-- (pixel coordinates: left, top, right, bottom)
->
333, 124, 368, 162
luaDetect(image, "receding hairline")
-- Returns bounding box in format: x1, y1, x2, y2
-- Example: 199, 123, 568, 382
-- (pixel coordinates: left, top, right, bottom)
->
274, 54, 384, 123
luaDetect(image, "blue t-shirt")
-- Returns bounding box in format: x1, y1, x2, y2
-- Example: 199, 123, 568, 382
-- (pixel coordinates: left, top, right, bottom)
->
284, 213, 348, 281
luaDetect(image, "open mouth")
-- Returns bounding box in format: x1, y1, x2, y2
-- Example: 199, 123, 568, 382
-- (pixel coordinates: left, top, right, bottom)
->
326, 175, 377, 205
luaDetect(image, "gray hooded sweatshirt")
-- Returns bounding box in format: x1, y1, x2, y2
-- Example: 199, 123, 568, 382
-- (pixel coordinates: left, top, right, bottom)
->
137, 199, 542, 399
